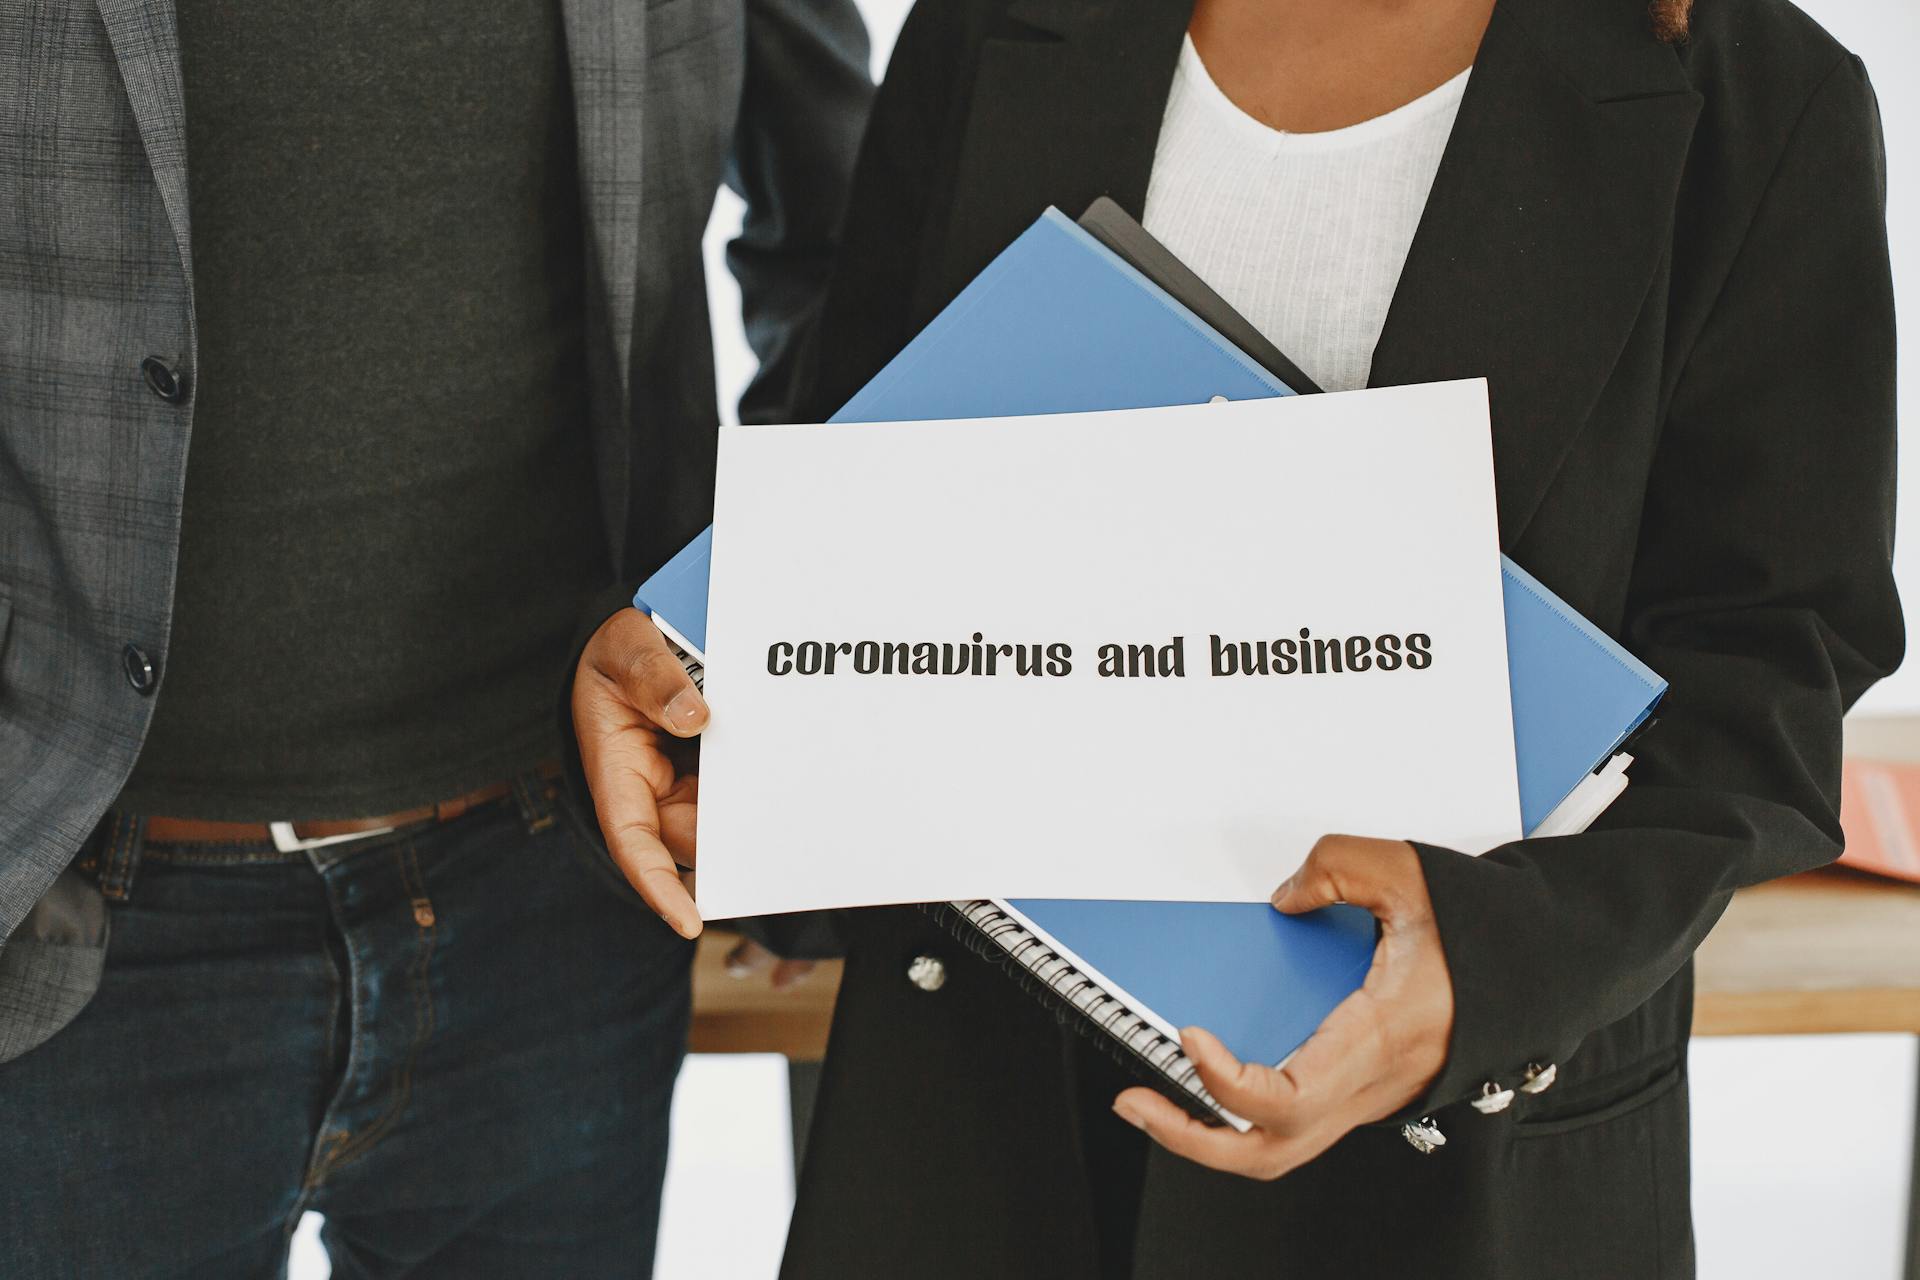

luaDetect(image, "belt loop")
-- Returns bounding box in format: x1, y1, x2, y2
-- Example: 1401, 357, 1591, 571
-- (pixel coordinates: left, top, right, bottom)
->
512, 770, 557, 835
94, 812, 148, 903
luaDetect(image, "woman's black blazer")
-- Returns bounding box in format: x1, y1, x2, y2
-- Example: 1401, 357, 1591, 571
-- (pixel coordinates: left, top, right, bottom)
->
783, 1, 1902, 1276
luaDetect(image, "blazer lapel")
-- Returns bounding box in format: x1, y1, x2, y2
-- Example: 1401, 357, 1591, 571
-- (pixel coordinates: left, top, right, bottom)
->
1370, 0, 1702, 542
560, 0, 648, 412
925, 0, 1192, 317
96, 0, 192, 282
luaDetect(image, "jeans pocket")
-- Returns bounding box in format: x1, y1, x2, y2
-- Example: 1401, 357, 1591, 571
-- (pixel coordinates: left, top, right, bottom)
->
0, 937, 106, 1063
552, 796, 677, 918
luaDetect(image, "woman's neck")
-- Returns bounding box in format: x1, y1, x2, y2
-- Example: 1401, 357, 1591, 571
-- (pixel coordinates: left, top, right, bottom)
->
1189, 0, 1494, 134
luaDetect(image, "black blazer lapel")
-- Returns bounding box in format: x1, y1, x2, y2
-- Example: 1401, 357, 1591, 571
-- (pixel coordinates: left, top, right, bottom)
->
923, 0, 1192, 317
1371, 0, 1702, 542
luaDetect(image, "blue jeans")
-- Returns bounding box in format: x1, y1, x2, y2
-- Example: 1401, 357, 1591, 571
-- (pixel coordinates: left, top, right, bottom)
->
0, 787, 692, 1278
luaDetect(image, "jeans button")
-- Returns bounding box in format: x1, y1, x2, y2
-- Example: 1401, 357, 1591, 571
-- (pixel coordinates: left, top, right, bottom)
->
122, 643, 158, 694
140, 356, 188, 404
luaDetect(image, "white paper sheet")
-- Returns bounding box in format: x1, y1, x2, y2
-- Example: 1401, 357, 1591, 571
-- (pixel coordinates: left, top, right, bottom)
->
695, 381, 1519, 918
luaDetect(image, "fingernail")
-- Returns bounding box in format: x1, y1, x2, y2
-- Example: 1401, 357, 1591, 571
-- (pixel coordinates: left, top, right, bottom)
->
1270, 876, 1296, 907
675, 912, 702, 940
725, 960, 753, 980
664, 689, 708, 735
1112, 1100, 1146, 1131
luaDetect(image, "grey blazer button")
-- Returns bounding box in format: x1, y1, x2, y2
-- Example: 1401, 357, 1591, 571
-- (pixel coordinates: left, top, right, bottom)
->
906, 954, 947, 992
122, 643, 157, 694
140, 355, 187, 403
1520, 1062, 1558, 1095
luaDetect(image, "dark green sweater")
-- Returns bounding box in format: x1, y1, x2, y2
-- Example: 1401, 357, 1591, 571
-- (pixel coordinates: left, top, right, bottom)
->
120, 0, 609, 820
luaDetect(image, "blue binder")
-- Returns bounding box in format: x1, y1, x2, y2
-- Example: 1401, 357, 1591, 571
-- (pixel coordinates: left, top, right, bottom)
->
639, 207, 1664, 1096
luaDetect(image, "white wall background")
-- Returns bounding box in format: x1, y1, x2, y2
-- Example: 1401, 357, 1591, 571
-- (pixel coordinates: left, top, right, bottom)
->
291, 1, 1917, 1275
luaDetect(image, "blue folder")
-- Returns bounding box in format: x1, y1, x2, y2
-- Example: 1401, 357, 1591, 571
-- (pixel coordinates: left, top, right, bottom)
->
640, 207, 1665, 1073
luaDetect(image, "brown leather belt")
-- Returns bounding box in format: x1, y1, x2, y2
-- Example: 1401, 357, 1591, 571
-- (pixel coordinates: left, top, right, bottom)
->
141, 762, 564, 851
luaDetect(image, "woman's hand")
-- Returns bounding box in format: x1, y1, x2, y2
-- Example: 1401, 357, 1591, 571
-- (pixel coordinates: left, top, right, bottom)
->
572, 608, 708, 939
1112, 835, 1453, 1180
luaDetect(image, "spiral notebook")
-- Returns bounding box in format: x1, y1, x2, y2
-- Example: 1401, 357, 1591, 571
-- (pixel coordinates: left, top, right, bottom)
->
643, 202, 1664, 1126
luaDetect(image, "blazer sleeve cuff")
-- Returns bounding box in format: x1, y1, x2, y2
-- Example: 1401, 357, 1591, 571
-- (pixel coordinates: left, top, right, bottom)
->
1391, 841, 1586, 1120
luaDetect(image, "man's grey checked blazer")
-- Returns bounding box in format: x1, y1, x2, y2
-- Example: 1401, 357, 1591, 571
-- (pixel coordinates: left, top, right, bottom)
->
0, 0, 872, 1059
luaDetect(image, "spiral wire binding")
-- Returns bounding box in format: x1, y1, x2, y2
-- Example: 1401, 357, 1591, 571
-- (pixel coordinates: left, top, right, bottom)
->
925, 901, 1225, 1123
669, 644, 706, 692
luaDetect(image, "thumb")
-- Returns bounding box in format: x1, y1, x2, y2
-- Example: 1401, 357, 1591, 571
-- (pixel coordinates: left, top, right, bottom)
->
585, 608, 708, 738
1271, 834, 1417, 918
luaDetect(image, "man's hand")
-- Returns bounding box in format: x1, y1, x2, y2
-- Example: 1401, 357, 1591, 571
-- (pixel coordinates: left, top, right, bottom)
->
572, 608, 709, 938
1112, 835, 1453, 1180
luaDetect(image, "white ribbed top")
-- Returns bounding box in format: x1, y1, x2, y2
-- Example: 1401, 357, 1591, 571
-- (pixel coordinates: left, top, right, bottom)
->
1143, 37, 1469, 392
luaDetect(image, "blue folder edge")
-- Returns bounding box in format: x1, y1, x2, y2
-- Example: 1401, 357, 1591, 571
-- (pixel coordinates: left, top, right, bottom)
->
1000, 898, 1380, 1070
839, 209, 1294, 422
